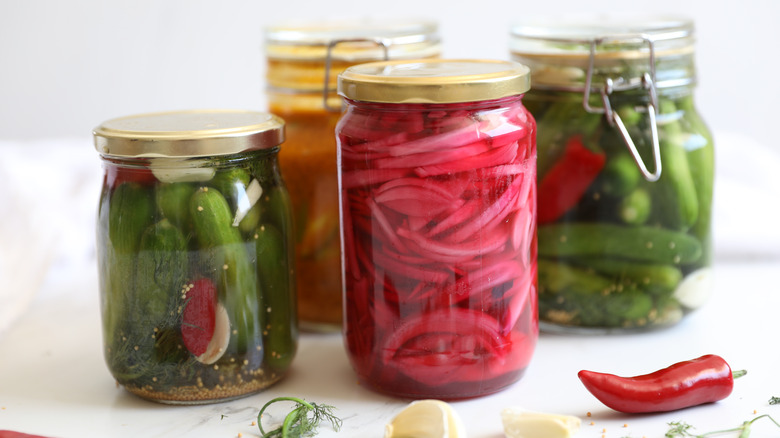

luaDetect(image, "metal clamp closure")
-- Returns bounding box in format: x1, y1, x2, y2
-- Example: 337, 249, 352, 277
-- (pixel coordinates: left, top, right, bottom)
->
323, 38, 390, 112
583, 36, 662, 182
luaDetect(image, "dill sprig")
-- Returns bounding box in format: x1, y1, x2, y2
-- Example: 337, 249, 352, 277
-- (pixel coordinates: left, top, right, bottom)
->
258, 396, 343, 438
666, 415, 780, 438
666, 421, 696, 437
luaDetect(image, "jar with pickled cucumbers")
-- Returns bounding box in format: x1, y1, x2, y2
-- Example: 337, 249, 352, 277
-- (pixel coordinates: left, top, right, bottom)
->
336, 59, 538, 399
264, 20, 441, 331
510, 17, 714, 332
93, 110, 297, 404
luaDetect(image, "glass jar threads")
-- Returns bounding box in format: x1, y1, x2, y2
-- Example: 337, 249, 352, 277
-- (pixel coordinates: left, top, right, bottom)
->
336, 59, 538, 399
510, 17, 714, 332
264, 20, 441, 331
93, 110, 297, 404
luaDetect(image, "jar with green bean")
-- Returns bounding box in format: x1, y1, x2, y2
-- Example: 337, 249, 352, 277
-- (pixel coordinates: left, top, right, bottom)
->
510, 17, 714, 332
93, 110, 297, 403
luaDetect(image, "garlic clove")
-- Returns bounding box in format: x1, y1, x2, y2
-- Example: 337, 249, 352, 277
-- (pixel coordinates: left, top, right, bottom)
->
385, 399, 466, 438
673, 267, 713, 309
150, 158, 216, 183
232, 178, 263, 226
501, 407, 580, 438
196, 302, 230, 365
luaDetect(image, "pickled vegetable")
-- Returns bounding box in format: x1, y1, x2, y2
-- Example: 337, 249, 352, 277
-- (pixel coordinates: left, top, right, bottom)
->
96, 154, 297, 403
337, 97, 538, 399
271, 108, 344, 329
527, 90, 714, 331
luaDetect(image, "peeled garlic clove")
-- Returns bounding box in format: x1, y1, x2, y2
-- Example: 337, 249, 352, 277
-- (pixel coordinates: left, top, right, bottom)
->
501, 407, 580, 438
232, 178, 263, 226
150, 158, 216, 183
673, 267, 713, 309
385, 399, 466, 438
196, 302, 230, 365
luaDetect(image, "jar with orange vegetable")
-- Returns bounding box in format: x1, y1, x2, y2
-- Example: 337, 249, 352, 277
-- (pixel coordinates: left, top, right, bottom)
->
264, 20, 441, 330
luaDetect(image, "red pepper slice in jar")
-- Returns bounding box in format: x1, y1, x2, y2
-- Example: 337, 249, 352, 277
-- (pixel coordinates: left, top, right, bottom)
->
181, 278, 218, 357
578, 354, 747, 413
537, 135, 605, 224
104, 160, 156, 189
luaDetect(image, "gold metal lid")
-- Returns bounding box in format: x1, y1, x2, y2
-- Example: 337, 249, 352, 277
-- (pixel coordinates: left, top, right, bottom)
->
93, 110, 285, 158
265, 19, 441, 62
337, 59, 531, 104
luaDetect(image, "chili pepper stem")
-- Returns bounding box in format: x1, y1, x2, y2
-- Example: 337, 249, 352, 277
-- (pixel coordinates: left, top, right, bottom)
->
733, 369, 747, 379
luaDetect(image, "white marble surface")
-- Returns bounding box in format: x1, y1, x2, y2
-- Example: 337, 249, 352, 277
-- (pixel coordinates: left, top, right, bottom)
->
2, 260, 780, 437
2, 134, 780, 437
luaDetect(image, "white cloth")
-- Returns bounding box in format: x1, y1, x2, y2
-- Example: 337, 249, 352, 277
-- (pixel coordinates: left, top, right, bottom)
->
0, 138, 101, 335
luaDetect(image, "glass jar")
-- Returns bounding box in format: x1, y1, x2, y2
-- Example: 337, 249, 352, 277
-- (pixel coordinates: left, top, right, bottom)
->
93, 110, 297, 404
264, 19, 441, 331
510, 17, 714, 333
336, 59, 538, 399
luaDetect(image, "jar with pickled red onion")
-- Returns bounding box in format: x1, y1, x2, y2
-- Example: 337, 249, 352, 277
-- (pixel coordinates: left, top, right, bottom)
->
336, 59, 538, 399
264, 20, 441, 332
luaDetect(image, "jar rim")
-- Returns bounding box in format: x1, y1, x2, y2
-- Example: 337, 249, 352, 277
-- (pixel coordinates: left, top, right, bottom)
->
93, 109, 285, 158
338, 59, 531, 104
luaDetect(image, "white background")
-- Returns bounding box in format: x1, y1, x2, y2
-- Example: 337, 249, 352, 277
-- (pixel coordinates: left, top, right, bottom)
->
3, 2, 780, 437
0, 0, 778, 147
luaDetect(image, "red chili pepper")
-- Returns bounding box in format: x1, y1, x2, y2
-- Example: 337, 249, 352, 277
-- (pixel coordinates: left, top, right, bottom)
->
537, 135, 605, 224
578, 354, 747, 414
181, 278, 217, 357
104, 162, 156, 189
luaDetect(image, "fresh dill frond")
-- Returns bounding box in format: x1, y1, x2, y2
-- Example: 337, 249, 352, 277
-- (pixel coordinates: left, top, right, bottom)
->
258, 396, 342, 437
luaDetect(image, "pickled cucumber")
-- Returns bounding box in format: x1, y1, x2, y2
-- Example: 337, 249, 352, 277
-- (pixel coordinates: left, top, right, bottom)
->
156, 182, 196, 232
134, 219, 188, 332
538, 223, 702, 265
538, 260, 655, 328
190, 186, 262, 355
103, 182, 153, 342
255, 223, 297, 370
654, 100, 699, 231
